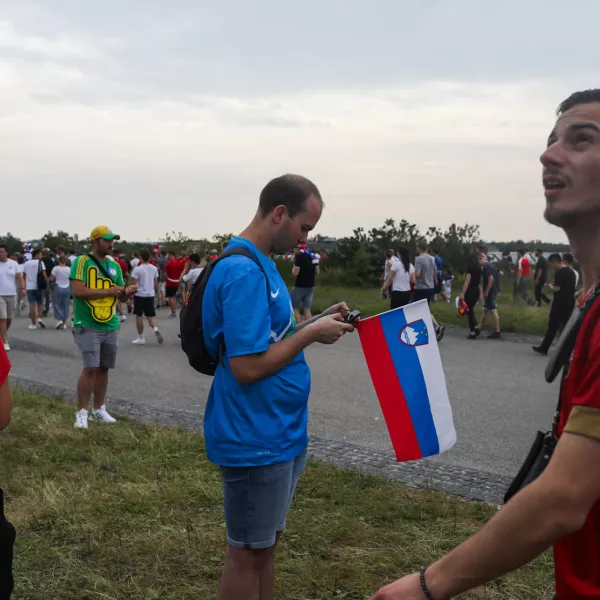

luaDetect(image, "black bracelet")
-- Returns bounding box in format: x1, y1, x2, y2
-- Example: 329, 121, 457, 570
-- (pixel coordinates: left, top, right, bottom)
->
420, 567, 436, 600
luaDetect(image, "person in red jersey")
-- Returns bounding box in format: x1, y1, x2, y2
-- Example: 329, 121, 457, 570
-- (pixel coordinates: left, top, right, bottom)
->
370, 90, 600, 600
164, 250, 184, 318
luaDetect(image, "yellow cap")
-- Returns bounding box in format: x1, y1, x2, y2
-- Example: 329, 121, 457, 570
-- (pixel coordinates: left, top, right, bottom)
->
90, 225, 120, 241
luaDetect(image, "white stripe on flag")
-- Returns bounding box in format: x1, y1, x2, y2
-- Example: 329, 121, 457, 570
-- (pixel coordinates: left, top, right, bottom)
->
403, 301, 456, 454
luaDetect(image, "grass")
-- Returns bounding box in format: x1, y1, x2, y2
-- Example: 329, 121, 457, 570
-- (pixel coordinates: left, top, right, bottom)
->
0, 391, 553, 599
309, 283, 550, 336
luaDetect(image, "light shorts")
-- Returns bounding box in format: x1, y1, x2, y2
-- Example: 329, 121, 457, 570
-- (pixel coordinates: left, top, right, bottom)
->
0, 296, 16, 320
158, 282, 166, 293
219, 449, 307, 550
72, 327, 119, 369
291, 287, 315, 311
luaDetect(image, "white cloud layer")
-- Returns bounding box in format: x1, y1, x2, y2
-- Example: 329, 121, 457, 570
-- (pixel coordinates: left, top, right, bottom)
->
2, 0, 598, 244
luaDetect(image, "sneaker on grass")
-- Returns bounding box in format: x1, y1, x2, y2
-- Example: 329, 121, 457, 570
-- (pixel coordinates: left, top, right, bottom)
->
74, 408, 88, 429
91, 405, 117, 424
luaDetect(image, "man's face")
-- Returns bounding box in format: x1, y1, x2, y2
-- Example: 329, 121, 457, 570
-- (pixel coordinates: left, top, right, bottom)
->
0, 248, 7, 262
541, 102, 600, 229
271, 195, 323, 255
95, 238, 114, 257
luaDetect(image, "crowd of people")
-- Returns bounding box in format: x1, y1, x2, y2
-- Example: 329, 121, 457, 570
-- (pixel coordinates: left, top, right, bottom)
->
1, 89, 600, 600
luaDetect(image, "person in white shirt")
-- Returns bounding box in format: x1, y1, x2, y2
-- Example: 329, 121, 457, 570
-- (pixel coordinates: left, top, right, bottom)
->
181, 252, 205, 288
381, 247, 416, 309
130, 253, 140, 270
380, 250, 400, 300
131, 248, 163, 345
50, 256, 71, 329
0, 245, 25, 351
22, 248, 47, 330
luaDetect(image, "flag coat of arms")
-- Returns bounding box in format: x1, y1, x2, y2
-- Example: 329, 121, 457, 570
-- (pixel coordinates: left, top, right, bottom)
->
356, 300, 456, 462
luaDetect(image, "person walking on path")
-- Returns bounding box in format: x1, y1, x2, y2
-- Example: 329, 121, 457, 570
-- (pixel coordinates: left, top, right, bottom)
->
461, 252, 483, 339
414, 241, 445, 341
479, 254, 502, 339
533, 253, 577, 355
131, 248, 163, 346
203, 174, 355, 600
70, 226, 137, 429
22, 248, 47, 330
381, 247, 415, 309
370, 88, 600, 600
50, 256, 71, 330
513, 248, 532, 304
0, 245, 24, 352
534, 248, 552, 306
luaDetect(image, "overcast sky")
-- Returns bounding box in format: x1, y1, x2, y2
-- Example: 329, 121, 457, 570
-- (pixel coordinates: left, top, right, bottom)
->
2, 1, 598, 244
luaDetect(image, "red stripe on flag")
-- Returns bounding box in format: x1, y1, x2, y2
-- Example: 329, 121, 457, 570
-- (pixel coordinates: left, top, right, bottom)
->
357, 317, 422, 461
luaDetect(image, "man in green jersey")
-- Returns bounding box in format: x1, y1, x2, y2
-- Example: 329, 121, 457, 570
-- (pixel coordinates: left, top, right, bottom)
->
70, 226, 137, 429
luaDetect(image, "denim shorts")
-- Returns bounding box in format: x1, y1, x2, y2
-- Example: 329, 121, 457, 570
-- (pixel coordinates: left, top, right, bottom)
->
26, 289, 43, 304
219, 449, 307, 550
291, 287, 315, 310
484, 292, 498, 312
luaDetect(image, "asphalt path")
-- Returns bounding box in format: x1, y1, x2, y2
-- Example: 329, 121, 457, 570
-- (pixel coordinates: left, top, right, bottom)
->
5, 308, 558, 478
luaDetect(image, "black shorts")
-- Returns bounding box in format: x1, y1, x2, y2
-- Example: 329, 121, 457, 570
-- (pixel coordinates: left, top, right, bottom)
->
133, 296, 156, 317
166, 286, 178, 298
413, 288, 434, 305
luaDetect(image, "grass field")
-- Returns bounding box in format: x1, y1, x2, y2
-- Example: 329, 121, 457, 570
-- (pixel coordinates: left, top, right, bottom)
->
309, 283, 550, 336
0, 391, 553, 599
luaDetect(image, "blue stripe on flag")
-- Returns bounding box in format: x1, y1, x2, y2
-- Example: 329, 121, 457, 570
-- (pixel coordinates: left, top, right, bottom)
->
379, 307, 440, 457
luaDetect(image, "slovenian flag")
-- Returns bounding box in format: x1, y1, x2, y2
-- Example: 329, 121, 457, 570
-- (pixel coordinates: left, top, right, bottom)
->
356, 300, 456, 462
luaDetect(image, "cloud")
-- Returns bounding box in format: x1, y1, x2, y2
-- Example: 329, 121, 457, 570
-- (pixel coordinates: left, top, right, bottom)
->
1, 0, 595, 244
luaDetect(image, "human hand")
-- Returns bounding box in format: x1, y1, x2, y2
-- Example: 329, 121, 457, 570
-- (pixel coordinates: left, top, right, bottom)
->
324, 302, 351, 321
309, 314, 354, 344
370, 573, 426, 599
125, 285, 137, 297
107, 286, 124, 297
21, 289, 26, 297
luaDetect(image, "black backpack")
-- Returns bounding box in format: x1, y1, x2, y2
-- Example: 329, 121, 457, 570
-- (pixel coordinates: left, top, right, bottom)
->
180, 246, 270, 375
37, 260, 47, 291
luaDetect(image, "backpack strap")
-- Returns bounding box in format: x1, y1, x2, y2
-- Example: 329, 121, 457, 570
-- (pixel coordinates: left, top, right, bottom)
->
86, 254, 117, 284
208, 246, 271, 364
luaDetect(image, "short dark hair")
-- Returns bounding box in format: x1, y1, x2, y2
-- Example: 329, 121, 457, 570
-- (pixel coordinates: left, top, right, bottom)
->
518, 248, 526, 256
160, 250, 167, 257
189, 253, 200, 264
563, 252, 574, 264
32, 248, 42, 257
558, 89, 600, 116
168, 249, 176, 256
548, 253, 562, 263
536, 248, 543, 253
140, 248, 151, 262
432, 248, 440, 255
385, 249, 394, 259
258, 174, 322, 218
0, 244, 7, 252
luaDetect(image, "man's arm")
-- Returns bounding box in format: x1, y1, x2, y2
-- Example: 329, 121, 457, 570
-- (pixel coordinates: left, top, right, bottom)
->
484, 275, 494, 297
0, 376, 12, 430
292, 266, 300, 277
230, 315, 353, 385
16, 272, 24, 294
294, 302, 350, 332
371, 431, 600, 599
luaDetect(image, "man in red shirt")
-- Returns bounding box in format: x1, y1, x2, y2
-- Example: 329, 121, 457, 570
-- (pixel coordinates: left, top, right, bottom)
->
513, 248, 532, 305
370, 90, 600, 600
164, 250, 184, 318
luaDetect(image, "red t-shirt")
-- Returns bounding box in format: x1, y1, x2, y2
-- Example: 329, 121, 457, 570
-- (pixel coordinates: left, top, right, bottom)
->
517, 256, 531, 277
0, 343, 10, 386
554, 296, 600, 598
116, 259, 128, 277
164, 259, 184, 288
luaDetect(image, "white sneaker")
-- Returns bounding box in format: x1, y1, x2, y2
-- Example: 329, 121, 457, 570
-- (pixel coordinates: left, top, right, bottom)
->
91, 405, 117, 424
132, 336, 146, 345
55, 320, 64, 330
74, 409, 89, 429
119, 315, 127, 322
168, 312, 178, 319
154, 329, 164, 345
28, 324, 38, 330
3, 342, 9, 352
37, 319, 46, 329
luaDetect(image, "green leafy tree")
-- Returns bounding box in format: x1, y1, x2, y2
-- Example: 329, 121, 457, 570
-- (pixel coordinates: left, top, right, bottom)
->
0, 234, 24, 256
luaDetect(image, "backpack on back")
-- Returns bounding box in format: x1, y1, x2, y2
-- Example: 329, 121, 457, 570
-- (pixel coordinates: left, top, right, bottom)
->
179, 246, 269, 376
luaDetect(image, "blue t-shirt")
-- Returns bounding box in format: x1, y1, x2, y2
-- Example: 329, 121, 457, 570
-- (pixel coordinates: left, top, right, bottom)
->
202, 237, 311, 467
434, 255, 443, 281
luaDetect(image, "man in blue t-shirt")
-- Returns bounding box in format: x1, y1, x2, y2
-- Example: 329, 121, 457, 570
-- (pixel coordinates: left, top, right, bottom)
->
431, 248, 448, 302
203, 174, 355, 600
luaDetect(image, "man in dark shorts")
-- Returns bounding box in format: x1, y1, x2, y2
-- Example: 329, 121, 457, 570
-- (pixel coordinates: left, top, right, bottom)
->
291, 242, 319, 323
478, 254, 502, 339
131, 248, 163, 345
70, 226, 137, 429
414, 241, 444, 341
164, 250, 184, 318
370, 88, 600, 600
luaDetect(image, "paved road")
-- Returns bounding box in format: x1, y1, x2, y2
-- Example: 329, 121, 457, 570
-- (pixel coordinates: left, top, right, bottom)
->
5, 310, 558, 479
